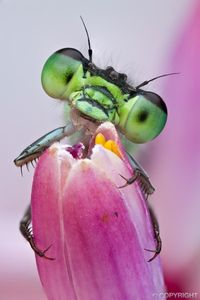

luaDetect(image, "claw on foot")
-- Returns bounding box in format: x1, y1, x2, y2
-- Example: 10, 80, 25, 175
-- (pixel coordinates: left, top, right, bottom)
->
29, 238, 55, 260
144, 247, 161, 262
145, 206, 162, 262
118, 173, 138, 188
118, 169, 155, 198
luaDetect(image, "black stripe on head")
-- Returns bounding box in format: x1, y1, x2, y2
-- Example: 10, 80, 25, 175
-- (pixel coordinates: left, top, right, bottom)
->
56, 48, 89, 64
135, 91, 167, 114
78, 97, 109, 117
84, 85, 117, 105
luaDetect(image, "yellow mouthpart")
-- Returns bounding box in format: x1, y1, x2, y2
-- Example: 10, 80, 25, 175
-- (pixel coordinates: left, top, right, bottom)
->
95, 133, 122, 158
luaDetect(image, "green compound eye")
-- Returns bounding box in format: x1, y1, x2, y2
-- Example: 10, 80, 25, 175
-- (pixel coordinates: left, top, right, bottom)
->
118, 92, 167, 143
41, 48, 88, 99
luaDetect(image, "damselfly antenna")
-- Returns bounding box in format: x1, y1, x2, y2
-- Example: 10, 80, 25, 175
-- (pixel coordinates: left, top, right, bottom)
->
80, 16, 93, 62
136, 72, 179, 90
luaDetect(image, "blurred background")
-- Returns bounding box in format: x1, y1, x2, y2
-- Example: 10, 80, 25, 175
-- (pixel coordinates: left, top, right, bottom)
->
0, 0, 199, 299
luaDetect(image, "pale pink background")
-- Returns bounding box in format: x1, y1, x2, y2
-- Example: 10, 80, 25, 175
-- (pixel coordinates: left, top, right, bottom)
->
0, 0, 196, 299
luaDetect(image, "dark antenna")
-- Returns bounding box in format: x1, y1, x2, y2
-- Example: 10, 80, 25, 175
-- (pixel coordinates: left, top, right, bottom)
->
136, 72, 179, 90
80, 16, 93, 62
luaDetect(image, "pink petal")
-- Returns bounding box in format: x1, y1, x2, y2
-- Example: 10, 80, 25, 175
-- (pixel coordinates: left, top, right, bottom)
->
31, 145, 77, 300
32, 138, 165, 299
62, 159, 164, 299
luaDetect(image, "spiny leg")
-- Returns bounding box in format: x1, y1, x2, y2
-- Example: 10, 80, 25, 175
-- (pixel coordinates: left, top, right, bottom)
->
118, 151, 160, 260
145, 205, 162, 262
20, 205, 54, 260
119, 151, 155, 198
14, 122, 77, 168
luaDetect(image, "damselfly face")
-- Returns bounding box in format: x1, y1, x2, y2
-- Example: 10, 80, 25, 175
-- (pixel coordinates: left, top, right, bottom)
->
41, 48, 168, 144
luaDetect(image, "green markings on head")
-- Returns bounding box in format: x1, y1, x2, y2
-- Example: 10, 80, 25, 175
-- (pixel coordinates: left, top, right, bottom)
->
118, 92, 167, 143
70, 86, 119, 122
41, 48, 87, 99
